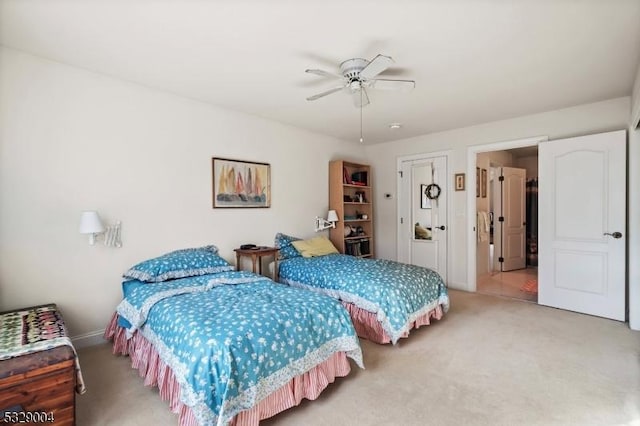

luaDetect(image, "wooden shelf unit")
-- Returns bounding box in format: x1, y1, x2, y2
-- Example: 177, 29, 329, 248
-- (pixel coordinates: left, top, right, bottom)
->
329, 160, 374, 258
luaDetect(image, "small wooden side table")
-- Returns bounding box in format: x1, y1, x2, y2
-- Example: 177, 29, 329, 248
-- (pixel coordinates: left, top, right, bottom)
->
234, 246, 280, 281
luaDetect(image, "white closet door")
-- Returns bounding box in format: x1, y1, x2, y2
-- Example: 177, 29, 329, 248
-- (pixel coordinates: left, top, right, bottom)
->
398, 155, 448, 284
500, 167, 526, 271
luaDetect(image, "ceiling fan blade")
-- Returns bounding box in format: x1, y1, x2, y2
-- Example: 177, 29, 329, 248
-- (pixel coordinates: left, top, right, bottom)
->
359, 54, 394, 80
305, 69, 342, 79
376, 67, 410, 77
306, 86, 345, 101
370, 78, 416, 91
352, 88, 370, 108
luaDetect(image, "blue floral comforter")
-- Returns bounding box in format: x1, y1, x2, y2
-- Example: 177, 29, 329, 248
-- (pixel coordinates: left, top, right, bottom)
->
116, 270, 363, 426
279, 254, 449, 344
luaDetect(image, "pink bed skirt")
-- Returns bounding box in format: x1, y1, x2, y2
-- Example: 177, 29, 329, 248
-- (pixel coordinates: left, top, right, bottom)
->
104, 314, 352, 426
341, 302, 445, 344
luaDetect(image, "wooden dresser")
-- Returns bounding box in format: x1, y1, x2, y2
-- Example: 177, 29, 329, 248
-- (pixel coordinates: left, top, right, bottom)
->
0, 304, 78, 425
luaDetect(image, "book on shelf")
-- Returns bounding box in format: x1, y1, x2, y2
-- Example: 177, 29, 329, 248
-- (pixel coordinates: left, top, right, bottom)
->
342, 167, 351, 184
351, 171, 368, 186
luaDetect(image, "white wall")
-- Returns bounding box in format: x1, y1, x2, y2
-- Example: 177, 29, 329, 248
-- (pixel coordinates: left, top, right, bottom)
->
0, 48, 366, 341
513, 155, 539, 178
365, 97, 630, 290
485, 151, 513, 169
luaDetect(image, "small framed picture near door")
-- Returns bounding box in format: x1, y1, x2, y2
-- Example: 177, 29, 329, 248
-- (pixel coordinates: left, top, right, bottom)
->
481, 168, 487, 198
454, 173, 465, 191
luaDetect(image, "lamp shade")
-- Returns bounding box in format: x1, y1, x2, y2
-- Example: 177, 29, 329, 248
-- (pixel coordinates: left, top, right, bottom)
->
327, 210, 339, 222
79, 211, 105, 234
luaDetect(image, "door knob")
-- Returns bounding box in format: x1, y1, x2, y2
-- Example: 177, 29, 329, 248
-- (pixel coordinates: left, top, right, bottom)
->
603, 232, 622, 239
434, 225, 446, 231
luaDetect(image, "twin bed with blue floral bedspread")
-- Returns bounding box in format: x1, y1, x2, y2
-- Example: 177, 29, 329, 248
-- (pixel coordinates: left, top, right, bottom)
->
275, 233, 450, 344
107, 246, 363, 426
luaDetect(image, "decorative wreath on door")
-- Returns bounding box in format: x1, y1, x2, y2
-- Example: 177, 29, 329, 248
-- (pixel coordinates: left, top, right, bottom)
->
424, 183, 441, 200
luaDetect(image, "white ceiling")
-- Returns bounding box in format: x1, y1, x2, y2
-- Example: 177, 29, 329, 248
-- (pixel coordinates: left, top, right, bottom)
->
1, 0, 639, 144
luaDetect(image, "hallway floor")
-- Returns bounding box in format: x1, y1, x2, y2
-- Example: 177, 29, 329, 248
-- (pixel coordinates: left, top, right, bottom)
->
477, 267, 538, 302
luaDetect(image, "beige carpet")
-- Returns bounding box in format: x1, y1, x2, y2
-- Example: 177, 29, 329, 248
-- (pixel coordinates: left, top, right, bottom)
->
76, 290, 640, 425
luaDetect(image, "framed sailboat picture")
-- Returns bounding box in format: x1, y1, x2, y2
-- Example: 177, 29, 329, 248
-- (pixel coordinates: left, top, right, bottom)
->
212, 158, 271, 208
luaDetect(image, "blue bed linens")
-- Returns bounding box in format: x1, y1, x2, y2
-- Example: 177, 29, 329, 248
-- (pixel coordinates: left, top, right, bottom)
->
279, 254, 449, 344
115, 270, 363, 426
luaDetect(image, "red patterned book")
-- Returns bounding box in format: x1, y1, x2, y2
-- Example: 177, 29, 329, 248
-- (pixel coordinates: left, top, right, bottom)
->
343, 167, 351, 184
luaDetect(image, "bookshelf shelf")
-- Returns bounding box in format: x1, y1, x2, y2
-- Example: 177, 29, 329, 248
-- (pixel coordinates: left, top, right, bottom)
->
345, 235, 373, 241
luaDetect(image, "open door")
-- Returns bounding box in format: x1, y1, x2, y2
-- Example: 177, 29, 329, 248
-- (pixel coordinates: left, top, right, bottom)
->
538, 130, 626, 320
500, 167, 526, 271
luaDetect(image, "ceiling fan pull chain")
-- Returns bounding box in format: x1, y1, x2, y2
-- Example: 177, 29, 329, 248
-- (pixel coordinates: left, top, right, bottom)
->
359, 90, 364, 143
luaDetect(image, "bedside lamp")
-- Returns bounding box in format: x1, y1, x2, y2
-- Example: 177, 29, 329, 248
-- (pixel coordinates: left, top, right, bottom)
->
79, 211, 105, 245
315, 210, 339, 232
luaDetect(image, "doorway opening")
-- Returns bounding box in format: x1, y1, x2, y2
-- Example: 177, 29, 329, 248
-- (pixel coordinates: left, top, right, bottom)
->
468, 138, 545, 302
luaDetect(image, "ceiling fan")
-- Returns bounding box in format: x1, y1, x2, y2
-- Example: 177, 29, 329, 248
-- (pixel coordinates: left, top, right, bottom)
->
305, 54, 415, 107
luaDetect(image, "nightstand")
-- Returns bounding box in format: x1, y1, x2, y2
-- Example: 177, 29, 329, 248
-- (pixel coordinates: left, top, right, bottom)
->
234, 246, 280, 281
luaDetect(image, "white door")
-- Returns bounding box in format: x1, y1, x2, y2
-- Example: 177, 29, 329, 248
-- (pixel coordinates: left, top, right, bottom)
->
491, 167, 502, 272
398, 156, 448, 283
500, 167, 527, 271
539, 130, 626, 320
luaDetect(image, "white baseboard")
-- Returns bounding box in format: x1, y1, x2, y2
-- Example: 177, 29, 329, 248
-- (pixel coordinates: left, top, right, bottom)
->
447, 281, 469, 292
71, 329, 107, 349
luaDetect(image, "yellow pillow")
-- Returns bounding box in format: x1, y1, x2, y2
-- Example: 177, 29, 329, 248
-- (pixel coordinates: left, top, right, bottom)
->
291, 236, 339, 258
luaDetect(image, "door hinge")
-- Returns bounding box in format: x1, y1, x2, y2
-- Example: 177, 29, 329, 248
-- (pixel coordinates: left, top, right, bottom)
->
498, 257, 504, 263
498, 216, 504, 222
499, 175, 504, 182
400, 217, 404, 224
398, 171, 403, 178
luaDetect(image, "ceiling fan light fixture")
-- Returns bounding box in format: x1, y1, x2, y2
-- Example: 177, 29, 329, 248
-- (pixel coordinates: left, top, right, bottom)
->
340, 58, 369, 80
349, 80, 362, 91
389, 123, 402, 130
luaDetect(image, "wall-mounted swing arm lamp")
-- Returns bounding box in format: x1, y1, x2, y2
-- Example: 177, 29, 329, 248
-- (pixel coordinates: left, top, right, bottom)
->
79, 210, 123, 247
79, 211, 105, 245
315, 210, 339, 232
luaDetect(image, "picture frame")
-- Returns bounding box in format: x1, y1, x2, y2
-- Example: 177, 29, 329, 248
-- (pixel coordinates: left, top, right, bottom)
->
420, 184, 431, 209
481, 168, 487, 198
476, 167, 480, 198
455, 173, 465, 191
212, 157, 271, 208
